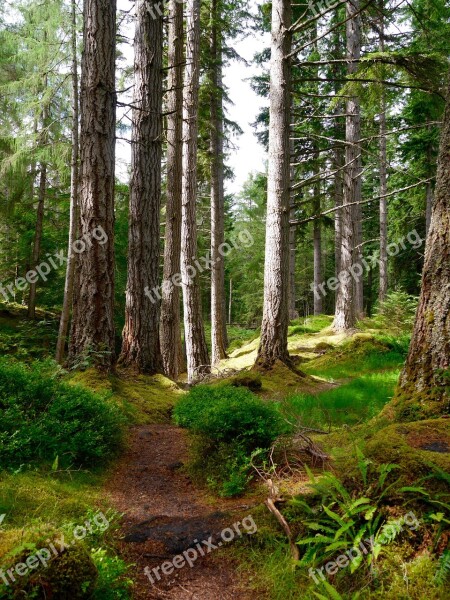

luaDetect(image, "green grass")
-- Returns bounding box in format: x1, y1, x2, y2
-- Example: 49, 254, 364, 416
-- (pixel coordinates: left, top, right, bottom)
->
288, 314, 334, 336
285, 370, 400, 429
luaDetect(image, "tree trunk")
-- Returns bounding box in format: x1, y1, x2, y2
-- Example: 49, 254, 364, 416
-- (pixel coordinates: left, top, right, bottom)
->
181, 0, 210, 383
334, 0, 362, 330
28, 92, 49, 319
379, 9, 388, 302
161, 0, 184, 380
394, 73, 450, 414
255, 0, 292, 369
288, 121, 298, 320
27, 161, 46, 319
425, 181, 433, 237
56, 0, 79, 363
120, 0, 163, 373
210, 0, 228, 365
313, 147, 322, 315
69, 0, 117, 371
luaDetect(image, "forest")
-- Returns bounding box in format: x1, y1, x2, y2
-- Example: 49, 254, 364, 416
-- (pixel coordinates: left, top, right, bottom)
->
0, 0, 449, 598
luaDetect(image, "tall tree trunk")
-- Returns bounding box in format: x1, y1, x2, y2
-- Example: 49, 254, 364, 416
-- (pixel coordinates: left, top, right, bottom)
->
210, 0, 228, 365
393, 74, 450, 415
255, 0, 292, 369
313, 147, 322, 315
120, 0, 163, 373
288, 114, 298, 320
56, 0, 79, 363
181, 0, 210, 382
69, 0, 117, 370
27, 161, 46, 318
28, 93, 49, 319
378, 9, 388, 302
334, 0, 362, 330
161, 0, 184, 380
334, 146, 344, 279
425, 137, 434, 236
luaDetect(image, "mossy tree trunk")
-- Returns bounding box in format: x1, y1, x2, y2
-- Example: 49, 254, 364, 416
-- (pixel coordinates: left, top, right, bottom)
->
395, 74, 450, 414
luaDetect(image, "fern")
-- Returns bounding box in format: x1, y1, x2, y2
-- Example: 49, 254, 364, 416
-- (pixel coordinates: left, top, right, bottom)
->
434, 550, 450, 585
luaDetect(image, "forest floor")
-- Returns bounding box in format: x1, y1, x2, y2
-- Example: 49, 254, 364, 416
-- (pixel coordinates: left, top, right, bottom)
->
105, 423, 261, 600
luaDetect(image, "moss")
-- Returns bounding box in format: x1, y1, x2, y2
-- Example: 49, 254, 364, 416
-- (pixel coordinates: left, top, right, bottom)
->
374, 552, 444, 600
386, 380, 450, 422
68, 368, 184, 424
1, 529, 97, 599
363, 419, 450, 485
230, 370, 262, 391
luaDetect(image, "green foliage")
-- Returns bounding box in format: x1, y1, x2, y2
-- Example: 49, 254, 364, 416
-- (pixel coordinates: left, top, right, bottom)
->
0, 359, 124, 469
372, 291, 418, 333
175, 385, 288, 496
90, 548, 133, 599
286, 371, 399, 429
174, 384, 288, 451
294, 459, 406, 573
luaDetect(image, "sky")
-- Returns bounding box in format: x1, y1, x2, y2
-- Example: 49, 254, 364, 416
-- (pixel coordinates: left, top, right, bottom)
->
116, 0, 269, 197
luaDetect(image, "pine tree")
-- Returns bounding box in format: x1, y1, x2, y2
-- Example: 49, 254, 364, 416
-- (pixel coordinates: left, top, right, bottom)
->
69, 0, 117, 370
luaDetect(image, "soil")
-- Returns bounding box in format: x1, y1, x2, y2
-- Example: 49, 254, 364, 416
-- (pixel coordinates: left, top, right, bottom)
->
105, 424, 263, 600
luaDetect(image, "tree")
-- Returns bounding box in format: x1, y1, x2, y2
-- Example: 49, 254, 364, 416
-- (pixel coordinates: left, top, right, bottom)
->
120, 0, 163, 373
161, 0, 184, 380
56, 0, 79, 363
210, 0, 228, 365
394, 73, 450, 413
255, 0, 292, 369
69, 0, 117, 370
334, 0, 363, 330
378, 4, 388, 302
181, 0, 210, 382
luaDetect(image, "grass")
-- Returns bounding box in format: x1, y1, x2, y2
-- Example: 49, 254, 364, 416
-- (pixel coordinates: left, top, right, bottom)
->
285, 370, 400, 429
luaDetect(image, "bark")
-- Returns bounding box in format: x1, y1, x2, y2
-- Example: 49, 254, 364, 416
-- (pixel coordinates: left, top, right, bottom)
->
425, 181, 433, 236
161, 0, 184, 380
255, 0, 292, 369
396, 74, 450, 409
334, 146, 344, 279
334, 0, 362, 330
27, 161, 46, 319
28, 93, 49, 319
378, 10, 388, 302
288, 119, 298, 320
313, 147, 323, 315
69, 0, 117, 370
56, 0, 79, 363
120, 0, 163, 373
210, 0, 228, 365
181, 0, 210, 382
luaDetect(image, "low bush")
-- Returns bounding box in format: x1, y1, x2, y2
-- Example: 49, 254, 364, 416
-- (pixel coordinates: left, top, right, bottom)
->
174, 384, 288, 452
0, 359, 124, 469
174, 385, 288, 496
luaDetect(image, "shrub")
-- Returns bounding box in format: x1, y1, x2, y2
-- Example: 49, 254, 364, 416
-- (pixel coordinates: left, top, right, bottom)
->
373, 291, 418, 333
0, 359, 124, 469
174, 384, 288, 452
174, 385, 289, 496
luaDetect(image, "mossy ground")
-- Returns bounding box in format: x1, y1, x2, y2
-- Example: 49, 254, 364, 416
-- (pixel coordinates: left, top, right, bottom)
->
1, 306, 448, 599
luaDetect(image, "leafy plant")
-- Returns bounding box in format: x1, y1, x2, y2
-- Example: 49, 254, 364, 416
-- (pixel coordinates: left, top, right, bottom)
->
174, 384, 288, 452
0, 359, 124, 469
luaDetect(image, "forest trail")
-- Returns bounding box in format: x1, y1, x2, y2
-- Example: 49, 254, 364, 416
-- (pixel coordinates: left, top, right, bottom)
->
106, 424, 259, 600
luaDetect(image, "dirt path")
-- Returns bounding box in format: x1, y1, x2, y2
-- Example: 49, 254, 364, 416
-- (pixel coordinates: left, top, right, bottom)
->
106, 424, 261, 600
